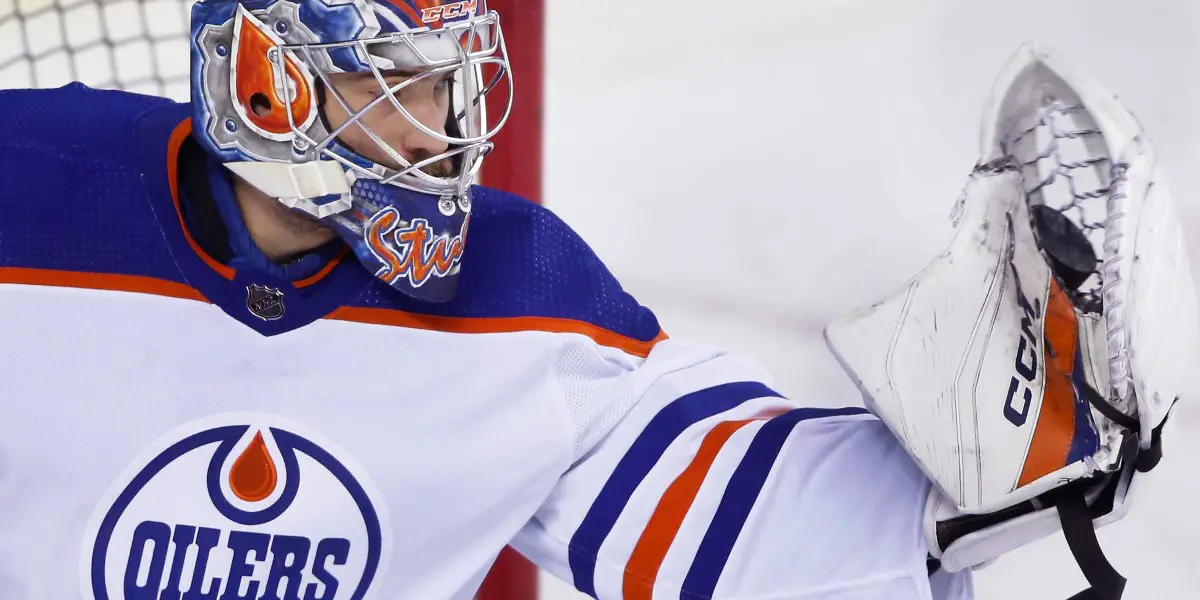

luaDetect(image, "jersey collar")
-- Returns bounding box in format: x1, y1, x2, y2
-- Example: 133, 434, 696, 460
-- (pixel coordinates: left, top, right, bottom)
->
137, 108, 375, 336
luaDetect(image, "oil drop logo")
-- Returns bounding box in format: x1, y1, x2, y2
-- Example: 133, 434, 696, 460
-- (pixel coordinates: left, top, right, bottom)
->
81, 414, 391, 600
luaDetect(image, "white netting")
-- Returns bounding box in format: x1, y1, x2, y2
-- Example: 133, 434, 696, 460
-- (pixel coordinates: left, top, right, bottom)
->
1003, 100, 1114, 314
0, 0, 194, 100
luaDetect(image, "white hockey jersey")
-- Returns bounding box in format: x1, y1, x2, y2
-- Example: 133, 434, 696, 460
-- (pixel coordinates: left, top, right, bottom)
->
0, 85, 973, 600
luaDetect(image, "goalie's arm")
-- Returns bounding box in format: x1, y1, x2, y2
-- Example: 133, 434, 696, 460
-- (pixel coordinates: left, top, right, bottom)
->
511, 344, 974, 600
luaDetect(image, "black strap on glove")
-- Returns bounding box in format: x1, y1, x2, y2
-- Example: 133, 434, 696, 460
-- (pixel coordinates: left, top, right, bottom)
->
1060, 488, 1125, 600
1057, 388, 1172, 600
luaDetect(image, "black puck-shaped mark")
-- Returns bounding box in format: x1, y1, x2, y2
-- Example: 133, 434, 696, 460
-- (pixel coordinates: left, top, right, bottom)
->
1030, 204, 1097, 291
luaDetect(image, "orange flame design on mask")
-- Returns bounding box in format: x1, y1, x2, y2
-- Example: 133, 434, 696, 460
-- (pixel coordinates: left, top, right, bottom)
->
233, 10, 314, 136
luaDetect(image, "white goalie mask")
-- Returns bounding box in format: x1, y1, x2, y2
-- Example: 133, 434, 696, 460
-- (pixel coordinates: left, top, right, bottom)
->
825, 43, 1198, 599
190, 0, 512, 301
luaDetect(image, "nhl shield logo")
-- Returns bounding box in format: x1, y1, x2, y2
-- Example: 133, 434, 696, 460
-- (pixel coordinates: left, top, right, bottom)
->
81, 413, 392, 600
246, 284, 285, 321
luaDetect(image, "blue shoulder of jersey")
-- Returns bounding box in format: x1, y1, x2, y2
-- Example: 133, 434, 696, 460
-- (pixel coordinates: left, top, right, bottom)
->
0, 84, 663, 346
348, 185, 665, 346
0, 83, 186, 283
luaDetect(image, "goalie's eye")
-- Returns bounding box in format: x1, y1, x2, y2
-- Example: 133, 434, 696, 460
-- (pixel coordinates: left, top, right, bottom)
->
366, 71, 453, 104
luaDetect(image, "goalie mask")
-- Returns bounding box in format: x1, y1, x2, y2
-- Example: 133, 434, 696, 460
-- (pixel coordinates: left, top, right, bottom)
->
189, 0, 512, 301
825, 43, 1198, 599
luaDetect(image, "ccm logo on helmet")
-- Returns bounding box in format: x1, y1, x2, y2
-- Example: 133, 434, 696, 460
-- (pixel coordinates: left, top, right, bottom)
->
421, 0, 478, 23
1004, 262, 1042, 427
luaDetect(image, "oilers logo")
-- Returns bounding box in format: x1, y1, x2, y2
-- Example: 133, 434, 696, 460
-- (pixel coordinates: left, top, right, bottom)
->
81, 414, 392, 600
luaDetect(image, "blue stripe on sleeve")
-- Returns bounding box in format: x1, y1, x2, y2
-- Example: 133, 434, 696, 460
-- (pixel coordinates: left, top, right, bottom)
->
567, 381, 784, 597
682, 406, 869, 598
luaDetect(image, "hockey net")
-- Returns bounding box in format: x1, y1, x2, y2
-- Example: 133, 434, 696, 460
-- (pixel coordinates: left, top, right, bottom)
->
0, 0, 543, 598
0, 0, 193, 99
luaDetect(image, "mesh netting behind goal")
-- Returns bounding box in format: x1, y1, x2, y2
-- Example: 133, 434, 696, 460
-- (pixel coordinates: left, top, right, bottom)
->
0, 0, 194, 100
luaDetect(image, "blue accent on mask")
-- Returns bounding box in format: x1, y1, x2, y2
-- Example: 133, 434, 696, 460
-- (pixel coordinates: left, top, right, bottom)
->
319, 177, 468, 303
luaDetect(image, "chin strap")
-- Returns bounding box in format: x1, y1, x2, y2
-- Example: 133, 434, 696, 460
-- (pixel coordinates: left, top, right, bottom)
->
224, 161, 351, 201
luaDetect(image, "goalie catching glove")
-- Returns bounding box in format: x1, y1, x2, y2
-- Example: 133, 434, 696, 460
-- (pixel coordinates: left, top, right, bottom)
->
825, 42, 1198, 600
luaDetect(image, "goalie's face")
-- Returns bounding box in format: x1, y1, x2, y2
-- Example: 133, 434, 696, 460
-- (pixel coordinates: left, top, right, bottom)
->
321, 69, 455, 178
192, 1, 511, 196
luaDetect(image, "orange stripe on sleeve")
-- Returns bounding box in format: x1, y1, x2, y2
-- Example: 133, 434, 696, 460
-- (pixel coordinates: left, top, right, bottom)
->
326, 306, 667, 358
1017, 278, 1079, 487
0, 267, 207, 302
621, 418, 760, 600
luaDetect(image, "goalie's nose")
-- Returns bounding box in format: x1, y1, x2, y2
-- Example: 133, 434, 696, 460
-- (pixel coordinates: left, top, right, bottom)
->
392, 92, 451, 165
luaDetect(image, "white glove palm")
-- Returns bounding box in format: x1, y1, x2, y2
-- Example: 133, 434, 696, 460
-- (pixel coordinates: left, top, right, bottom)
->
825, 42, 1197, 600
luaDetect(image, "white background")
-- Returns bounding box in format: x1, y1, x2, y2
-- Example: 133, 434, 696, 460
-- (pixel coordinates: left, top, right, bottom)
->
542, 1, 1200, 599
2, 0, 1197, 598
